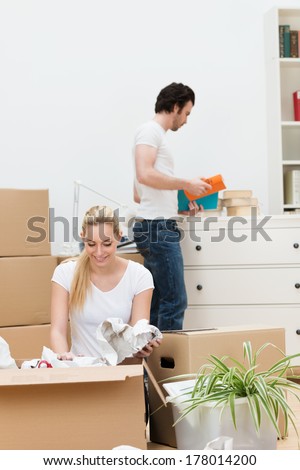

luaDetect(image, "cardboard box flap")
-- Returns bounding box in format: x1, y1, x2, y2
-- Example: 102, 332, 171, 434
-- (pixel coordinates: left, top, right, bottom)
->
162, 328, 217, 335
0, 363, 143, 387
162, 325, 285, 336
0, 360, 146, 450
143, 359, 167, 406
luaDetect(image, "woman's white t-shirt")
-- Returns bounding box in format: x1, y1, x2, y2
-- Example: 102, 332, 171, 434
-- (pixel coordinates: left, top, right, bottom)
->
51, 260, 154, 357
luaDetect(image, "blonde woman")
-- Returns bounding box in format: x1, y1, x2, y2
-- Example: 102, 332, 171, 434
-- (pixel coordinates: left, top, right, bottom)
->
50, 205, 161, 360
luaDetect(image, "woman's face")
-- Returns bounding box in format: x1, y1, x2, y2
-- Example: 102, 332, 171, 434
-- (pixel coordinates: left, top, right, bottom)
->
82, 222, 120, 267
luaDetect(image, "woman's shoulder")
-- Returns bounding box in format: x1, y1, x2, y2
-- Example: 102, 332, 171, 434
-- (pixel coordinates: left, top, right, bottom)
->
127, 260, 152, 278
57, 257, 78, 266
127, 259, 145, 271
54, 258, 78, 275
125, 260, 154, 290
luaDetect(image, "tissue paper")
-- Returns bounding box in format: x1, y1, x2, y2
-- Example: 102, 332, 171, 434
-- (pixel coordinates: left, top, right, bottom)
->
96, 318, 163, 365
0, 337, 18, 369
21, 346, 107, 369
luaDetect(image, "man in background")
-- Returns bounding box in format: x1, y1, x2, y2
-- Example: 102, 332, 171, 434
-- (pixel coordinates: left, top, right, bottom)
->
132, 82, 211, 331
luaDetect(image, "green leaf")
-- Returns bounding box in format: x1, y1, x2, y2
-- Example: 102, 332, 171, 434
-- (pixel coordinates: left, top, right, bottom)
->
165, 341, 300, 447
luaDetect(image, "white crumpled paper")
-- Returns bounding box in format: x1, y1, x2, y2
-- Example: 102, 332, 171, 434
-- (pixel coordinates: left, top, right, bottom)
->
21, 346, 107, 369
0, 337, 18, 369
96, 318, 163, 366
1, 318, 162, 369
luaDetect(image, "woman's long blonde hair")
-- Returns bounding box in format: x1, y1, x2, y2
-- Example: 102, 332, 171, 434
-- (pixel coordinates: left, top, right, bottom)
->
69, 205, 120, 312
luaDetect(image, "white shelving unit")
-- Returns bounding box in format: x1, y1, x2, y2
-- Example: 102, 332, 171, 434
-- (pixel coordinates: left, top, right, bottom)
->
265, 8, 300, 214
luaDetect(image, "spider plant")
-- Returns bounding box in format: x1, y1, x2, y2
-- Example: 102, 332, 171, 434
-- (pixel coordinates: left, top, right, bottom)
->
167, 341, 300, 442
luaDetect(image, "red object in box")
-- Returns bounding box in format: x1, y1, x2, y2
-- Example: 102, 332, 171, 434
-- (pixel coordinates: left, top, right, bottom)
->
293, 91, 300, 121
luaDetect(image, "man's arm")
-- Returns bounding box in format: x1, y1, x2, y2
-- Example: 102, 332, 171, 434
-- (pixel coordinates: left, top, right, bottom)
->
133, 182, 141, 203
135, 144, 211, 196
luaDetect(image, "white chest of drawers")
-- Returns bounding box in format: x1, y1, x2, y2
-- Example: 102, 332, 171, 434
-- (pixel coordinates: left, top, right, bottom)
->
180, 215, 300, 360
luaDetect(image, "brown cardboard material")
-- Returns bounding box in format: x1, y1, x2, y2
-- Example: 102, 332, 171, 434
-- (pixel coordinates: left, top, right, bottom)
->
143, 360, 167, 407
0, 362, 146, 450
0, 256, 57, 327
0, 324, 52, 357
117, 251, 144, 264
56, 255, 78, 265
147, 325, 286, 448
0, 188, 51, 256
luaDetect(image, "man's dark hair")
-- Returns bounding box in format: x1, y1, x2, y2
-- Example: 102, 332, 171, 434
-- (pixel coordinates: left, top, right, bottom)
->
155, 82, 195, 113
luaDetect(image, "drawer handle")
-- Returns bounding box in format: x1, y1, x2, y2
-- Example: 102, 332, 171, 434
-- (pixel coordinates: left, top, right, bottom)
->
195, 245, 202, 251
295, 283, 300, 289
196, 284, 203, 291
294, 243, 299, 249
296, 330, 300, 335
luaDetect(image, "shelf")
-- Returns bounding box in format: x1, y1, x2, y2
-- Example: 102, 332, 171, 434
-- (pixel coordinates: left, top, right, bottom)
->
279, 8, 300, 17
280, 59, 300, 67
282, 160, 300, 165
284, 204, 300, 209
282, 122, 300, 127
265, 7, 300, 214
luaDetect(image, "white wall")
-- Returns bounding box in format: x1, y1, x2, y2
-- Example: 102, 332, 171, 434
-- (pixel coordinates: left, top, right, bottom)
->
0, 0, 298, 254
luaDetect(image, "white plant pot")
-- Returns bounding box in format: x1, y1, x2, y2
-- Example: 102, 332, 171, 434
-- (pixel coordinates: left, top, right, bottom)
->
163, 380, 278, 450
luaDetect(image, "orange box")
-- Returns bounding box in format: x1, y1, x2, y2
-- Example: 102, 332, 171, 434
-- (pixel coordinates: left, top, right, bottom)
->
184, 173, 226, 201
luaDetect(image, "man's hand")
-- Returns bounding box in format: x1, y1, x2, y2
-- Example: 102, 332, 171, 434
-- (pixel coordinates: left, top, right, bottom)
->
184, 177, 212, 196
179, 200, 203, 216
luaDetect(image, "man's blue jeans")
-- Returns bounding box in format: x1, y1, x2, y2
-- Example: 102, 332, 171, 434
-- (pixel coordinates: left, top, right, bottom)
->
133, 218, 187, 331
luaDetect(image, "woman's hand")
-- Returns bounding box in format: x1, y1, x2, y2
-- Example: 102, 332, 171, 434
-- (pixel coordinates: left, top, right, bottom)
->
56, 351, 76, 361
134, 337, 162, 358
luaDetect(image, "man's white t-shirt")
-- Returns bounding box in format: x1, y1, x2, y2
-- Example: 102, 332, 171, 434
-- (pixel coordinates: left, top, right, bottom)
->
51, 260, 154, 357
133, 120, 178, 219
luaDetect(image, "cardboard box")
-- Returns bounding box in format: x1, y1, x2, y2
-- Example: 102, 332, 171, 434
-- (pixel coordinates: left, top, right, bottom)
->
57, 255, 78, 265
0, 361, 147, 450
0, 188, 51, 256
0, 256, 57, 327
147, 325, 285, 448
0, 324, 52, 357
117, 251, 144, 264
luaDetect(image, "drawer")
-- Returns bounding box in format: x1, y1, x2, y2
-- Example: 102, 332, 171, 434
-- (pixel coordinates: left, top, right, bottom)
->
183, 305, 300, 362
184, 267, 300, 305
181, 227, 300, 266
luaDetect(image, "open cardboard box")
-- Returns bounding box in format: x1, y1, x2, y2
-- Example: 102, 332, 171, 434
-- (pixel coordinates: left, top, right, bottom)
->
0, 357, 147, 450
147, 325, 286, 448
